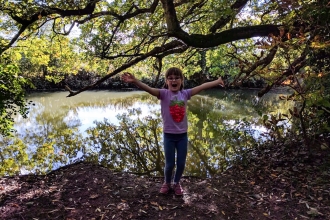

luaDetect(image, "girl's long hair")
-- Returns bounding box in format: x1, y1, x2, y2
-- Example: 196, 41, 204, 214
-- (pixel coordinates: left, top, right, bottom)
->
163, 67, 184, 90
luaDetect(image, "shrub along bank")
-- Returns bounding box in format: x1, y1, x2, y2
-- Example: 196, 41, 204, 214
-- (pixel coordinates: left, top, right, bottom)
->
24, 71, 267, 92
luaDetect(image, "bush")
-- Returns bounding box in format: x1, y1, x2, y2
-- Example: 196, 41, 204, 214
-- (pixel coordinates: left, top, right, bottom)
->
0, 63, 34, 136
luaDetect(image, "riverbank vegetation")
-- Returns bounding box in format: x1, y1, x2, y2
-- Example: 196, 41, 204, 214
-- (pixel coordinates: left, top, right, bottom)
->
0, 0, 329, 219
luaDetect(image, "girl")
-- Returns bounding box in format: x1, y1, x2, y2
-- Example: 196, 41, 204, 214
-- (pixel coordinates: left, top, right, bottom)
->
121, 67, 224, 196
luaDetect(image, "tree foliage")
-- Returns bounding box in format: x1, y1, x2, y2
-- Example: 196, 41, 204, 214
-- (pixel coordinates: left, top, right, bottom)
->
0, 62, 33, 136
0, 0, 327, 94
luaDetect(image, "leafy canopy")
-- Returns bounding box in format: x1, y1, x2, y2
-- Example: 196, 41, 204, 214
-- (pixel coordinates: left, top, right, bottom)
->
1, 0, 326, 95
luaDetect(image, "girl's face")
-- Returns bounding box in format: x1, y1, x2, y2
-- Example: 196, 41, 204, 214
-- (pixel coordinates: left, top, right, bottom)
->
166, 74, 182, 92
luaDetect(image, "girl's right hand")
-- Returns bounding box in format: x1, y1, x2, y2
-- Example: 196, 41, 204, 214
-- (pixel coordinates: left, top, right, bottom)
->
121, 72, 136, 83
218, 77, 225, 87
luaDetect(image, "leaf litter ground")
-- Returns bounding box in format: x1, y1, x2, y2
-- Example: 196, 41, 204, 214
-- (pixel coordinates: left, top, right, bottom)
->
1, 143, 329, 220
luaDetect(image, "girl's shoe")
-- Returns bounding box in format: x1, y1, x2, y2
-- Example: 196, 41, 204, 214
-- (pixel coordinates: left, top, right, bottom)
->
159, 183, 171, 194
173, 183, 183, 196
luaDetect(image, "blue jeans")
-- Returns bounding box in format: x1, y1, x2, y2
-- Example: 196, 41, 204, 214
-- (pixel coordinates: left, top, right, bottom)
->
163, 132, 188, 183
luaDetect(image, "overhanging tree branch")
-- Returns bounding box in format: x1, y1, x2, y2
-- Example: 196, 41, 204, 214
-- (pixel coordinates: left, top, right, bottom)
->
66, 40, 185, 97
257, 46, 309, 97
160, 0, 282, 48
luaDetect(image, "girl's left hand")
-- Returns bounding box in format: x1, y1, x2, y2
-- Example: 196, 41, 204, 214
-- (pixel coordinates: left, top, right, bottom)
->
121, 72, 136, 83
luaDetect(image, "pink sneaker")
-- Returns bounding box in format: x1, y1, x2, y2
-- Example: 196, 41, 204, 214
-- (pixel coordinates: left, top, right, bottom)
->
159, 183, 171, 194
173, 183, 183, 196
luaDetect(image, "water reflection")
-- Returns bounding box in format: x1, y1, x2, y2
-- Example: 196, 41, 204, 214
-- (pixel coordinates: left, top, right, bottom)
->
0, 89, 293, 177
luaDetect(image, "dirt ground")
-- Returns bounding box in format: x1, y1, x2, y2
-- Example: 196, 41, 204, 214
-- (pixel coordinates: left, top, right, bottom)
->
1, 143, 329, 220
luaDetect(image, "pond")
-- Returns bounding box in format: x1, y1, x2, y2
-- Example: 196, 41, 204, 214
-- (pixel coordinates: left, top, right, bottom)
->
0, 89, 293, 177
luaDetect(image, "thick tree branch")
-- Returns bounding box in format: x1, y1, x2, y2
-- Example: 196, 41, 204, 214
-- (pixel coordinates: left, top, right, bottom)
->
257, 46, 309, 97
48, 0, 99, 16
243, 46, 278, 75
210, 0, 249, 33
75, 0, 159, 24
229, 46, 278, 87
0, 24, 29, 54
161, 0, 281, 48
181, 24, 281, 48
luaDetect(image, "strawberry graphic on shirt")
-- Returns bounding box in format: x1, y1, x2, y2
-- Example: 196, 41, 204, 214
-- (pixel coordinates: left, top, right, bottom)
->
169, 97, 185, 122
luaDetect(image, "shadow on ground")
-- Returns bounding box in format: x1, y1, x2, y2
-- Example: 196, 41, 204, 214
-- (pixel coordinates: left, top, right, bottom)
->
1, 143, 329, 220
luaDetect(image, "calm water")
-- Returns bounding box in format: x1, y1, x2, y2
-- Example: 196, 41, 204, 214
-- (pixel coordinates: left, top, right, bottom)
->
0, 89, 293, 177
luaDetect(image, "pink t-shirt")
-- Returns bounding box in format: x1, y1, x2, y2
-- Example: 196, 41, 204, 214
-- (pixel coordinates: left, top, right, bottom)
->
158, 89, 192, 134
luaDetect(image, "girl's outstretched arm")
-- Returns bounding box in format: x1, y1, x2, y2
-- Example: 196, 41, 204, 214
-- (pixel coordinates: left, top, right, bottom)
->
191, 77, 225, 96
121, 72, 160, 97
